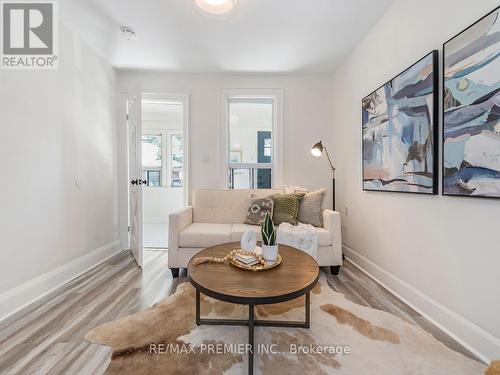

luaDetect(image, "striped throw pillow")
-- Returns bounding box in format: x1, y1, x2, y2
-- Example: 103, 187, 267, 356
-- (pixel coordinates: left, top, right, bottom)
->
272, 193, 304, 226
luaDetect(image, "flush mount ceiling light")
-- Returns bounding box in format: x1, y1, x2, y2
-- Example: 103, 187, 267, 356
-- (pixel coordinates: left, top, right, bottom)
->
194, 0, 237, 17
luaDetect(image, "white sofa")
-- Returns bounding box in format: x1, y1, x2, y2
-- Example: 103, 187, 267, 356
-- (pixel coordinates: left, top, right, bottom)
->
168, 189, 342, 277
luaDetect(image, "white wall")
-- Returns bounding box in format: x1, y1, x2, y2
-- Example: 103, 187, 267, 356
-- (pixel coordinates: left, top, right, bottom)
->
0, 23, 119, 319
143, 188, 183, 224
118, 73, 334, 208
331, 0, 500, 362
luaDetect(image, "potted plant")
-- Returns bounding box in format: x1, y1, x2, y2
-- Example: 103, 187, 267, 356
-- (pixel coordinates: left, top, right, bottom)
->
261, 212, 278, 263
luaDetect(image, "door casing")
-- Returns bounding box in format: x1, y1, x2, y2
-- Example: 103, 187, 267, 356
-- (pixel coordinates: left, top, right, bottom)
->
118, 92, 189, 253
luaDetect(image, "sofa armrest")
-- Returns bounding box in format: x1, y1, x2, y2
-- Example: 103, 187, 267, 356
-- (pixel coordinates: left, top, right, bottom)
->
323, 209, 342, 264
168, 206, 193, 268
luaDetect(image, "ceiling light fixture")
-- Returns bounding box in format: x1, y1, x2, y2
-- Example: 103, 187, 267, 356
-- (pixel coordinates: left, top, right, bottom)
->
194, 0, 237, 17
120, 26, 136, 40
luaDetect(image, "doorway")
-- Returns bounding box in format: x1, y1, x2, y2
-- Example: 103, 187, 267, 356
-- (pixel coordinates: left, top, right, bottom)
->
120, 92, 188, 267
141, 94, 187, 249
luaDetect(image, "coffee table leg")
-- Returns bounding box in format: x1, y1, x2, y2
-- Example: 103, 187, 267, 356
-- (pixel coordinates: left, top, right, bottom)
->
249, 305, 254, 375
305, 291, 310, 328
194, 291, 312, 374
196, 290, 200, 326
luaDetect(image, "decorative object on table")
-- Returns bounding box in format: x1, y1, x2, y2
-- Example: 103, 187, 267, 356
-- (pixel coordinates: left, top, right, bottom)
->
191, 247, 281, 272
191, 254, 230, 265
240, 229, 258, 252
311, 141, 336, 209
244, 196, 274, 225
234, 251, 261, 266
443, 6, 500, 198
297, 188, 327, 227
191, 248, 265, 267
362, 50, 439, 194
228, 251, 282, 271
261, 212, 279, 263
271, 193, 304, 225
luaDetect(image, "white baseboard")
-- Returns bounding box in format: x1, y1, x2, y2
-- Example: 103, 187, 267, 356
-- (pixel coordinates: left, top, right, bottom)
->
0, 240, 122, 322
343, 244, 499, 365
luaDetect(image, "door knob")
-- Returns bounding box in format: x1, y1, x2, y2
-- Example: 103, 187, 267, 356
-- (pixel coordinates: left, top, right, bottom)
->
131, 179, 148, 186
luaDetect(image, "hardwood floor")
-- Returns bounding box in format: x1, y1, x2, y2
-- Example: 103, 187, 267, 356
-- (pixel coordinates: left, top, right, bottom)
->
0, 250, 481, 374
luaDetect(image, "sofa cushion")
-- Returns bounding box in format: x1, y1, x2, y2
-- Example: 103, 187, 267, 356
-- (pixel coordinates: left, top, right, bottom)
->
179, 223, 231, 248
316, 227, 332, 247
193, 189, 283, 224
230, 224, 263, 242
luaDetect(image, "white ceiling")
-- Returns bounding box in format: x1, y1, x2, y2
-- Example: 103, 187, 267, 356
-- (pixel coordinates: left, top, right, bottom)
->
62, 0, 396, 74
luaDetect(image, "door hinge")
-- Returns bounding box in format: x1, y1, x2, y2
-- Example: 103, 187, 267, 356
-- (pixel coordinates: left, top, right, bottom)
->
126, 114, 129, 120
128, 226, 131, 232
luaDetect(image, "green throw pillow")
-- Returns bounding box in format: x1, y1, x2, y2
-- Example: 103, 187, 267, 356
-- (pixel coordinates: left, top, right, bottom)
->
272, 193, 304, 226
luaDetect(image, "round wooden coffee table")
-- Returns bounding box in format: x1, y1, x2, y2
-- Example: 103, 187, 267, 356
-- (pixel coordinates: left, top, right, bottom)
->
188, 242, 319, 375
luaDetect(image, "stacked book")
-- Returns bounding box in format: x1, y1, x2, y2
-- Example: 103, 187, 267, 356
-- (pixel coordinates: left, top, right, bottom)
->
234, 253, 260, 267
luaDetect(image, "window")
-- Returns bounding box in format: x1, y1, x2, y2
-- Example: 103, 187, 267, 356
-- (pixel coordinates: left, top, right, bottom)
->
228, 98, 273, 189
141, 131, 183, 188
143, 170, 161, 187
170, 134, 183, 187
142, 134, 162, 187
222, 91, 282, 189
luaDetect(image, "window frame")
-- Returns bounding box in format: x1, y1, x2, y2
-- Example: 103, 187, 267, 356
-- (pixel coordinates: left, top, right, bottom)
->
220, 88, 283, 189
143, 170, 162, 187
141, 132, 163, 187
142, 129, 184, 189
168, 132, 183, 188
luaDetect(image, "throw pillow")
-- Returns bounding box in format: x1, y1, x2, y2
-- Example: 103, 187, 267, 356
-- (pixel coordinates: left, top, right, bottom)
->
298, 188, 327, 227
272, 193, 304, 226
244, 197, 274, 225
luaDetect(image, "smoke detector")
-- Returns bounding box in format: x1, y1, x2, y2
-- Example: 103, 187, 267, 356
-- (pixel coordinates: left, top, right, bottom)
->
120, 26, 136, 40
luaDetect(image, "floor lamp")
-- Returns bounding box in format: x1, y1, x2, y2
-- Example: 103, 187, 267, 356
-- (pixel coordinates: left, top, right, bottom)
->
311, 141, 336, 211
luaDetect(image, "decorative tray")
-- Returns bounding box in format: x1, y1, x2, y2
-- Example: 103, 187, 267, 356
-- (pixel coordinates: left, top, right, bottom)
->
228, 253, 282, 272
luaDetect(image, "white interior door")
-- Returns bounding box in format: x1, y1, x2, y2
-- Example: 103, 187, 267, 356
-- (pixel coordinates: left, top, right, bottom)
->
127, 93, 144, 267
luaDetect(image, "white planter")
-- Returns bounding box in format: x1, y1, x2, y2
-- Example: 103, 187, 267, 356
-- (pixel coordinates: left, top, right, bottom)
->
262, 244, 279, 263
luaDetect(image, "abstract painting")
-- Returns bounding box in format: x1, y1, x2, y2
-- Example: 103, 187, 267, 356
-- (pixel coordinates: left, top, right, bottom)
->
362, 51, 438, 194
443, 6, 500, 198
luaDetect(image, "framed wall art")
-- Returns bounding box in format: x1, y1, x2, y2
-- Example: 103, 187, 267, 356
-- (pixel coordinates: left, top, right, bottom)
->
362, 50, 439, 194
443, 6, 500, 198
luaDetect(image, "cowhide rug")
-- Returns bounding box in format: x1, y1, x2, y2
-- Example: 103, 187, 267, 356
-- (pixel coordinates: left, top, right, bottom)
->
85, 278, 488, 374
